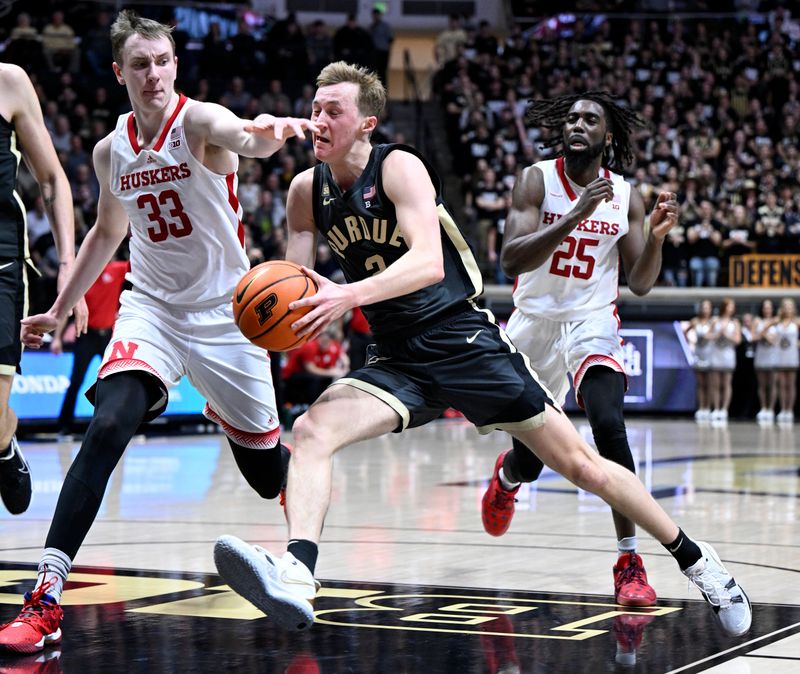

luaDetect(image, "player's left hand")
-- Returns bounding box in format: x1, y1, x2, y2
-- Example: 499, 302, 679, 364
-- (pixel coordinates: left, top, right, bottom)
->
71, 298, 89, 337
649, 191, 679, 241
289, 267, 358, 340
244, 115, 320, 142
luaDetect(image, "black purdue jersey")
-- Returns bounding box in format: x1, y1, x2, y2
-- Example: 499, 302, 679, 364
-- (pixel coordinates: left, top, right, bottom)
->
312, 144, 483, 338
0, 114, 25, 259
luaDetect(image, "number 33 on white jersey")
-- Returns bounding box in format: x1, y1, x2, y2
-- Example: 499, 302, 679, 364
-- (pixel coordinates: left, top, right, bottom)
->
109, 95, 248, 307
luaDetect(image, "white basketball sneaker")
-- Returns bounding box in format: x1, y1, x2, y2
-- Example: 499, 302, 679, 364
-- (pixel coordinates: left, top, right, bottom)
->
214, 535, 319, 631
683, 541, 752, 637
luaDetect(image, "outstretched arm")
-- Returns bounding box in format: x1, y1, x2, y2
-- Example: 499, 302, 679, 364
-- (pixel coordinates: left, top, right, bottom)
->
185, 102, 319, 159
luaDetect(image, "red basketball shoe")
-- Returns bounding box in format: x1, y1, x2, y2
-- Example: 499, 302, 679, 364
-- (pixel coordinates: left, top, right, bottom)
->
0, 580, 63, 653
481, 450, 520, 537
613, 552, 657, 606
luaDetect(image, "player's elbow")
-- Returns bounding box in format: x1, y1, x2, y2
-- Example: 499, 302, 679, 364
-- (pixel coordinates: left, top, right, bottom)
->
500, 249, 526, 277
627, 281, 651, 297
425, 259, 445, 285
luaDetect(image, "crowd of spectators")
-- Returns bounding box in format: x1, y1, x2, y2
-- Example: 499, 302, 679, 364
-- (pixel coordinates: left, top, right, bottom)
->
434, 7, 800, 286
2, 4, 396, 318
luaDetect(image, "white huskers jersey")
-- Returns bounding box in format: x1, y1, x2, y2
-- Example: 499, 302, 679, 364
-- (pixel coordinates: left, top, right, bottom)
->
513, 157, 630, 321
109, 94, 247, 306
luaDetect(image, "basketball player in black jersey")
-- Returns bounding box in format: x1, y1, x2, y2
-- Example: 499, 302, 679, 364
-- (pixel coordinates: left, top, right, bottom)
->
0, 63, 87, 516
214, 62, 751, 638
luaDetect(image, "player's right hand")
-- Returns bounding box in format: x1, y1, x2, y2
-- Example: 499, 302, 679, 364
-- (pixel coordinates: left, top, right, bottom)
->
570, 177, 614, 221
20, 311, 59, 349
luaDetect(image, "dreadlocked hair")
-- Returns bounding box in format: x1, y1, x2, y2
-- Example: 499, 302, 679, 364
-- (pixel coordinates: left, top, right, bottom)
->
526, 91, 648, 172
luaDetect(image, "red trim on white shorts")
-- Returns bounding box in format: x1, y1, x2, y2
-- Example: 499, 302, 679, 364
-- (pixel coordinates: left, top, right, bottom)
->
573, 354, 627, 408
98, 357, 166, 385
204, 404, 280, 449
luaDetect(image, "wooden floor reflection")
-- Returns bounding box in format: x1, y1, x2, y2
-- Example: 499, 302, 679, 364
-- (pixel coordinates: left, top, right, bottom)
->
0, 417, 798, 673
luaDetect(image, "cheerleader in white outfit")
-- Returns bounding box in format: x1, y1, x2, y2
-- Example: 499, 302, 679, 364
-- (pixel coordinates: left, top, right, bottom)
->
773, 298, 800, 424
753, 299, 778, 423
684, 299, 714, 420
709, 298, 741, 423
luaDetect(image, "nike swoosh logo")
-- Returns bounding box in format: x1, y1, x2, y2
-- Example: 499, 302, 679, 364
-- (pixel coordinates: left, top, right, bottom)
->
466, 329, 483, 344
0, 262, 13, 271
235, 277, 256, 304
367, 355, 391, 365
323, 197, 336, 205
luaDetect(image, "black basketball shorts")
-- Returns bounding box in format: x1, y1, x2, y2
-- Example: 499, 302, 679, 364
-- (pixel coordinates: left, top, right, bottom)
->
0, 258, 26, 376
337, 303, 558, 433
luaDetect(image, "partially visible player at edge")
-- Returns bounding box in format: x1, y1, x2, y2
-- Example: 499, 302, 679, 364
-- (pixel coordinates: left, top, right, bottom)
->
0, 11, 317, 654
213, 62, 751, 639
0, 63, 87, 517
481, 91, 677, 607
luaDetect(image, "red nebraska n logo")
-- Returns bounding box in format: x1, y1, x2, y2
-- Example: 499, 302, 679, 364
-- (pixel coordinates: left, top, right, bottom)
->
109, 340, 139, 360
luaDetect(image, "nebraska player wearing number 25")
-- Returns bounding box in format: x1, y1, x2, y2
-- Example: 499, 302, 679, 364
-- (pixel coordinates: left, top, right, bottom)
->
482, 93, 745, 634
1, 10, 318, 655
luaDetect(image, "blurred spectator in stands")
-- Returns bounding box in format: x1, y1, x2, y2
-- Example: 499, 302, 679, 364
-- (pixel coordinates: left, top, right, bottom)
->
369, 4, 393, 86
200, 22, 230, 90
42, 10, 79, 73
230, 15, 260, 83
238, 166, 263, 216
81, 10, 114, 80
64, 134, 89, 182
282, 329, 349, 412
660, 222, 689, 287
719, 204, 756, 284
686, 200, 723, 287
754, 299, 778, 425
49, 114, 72, 156
26, 196, 51, 252
294, 84, 315, 118
773, 298, 800, 424
709, 297, 741, 424
313, 242, 339, 280
266, 14, 308, 99
435, 14, 467, 65
6, 13, 44, 70
755, 191, 785, 253
259, 80, 293, 118
333, 14, 373, 69
220, 76, 252, 118
306, 20, 333, 80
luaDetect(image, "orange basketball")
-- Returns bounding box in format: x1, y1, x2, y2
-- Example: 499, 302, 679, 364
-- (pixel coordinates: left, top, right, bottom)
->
232, 261, 318, 352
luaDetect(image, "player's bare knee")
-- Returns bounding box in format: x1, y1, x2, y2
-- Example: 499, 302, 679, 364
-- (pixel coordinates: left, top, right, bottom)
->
291, 412, 335, 460
567, 458, 609, 493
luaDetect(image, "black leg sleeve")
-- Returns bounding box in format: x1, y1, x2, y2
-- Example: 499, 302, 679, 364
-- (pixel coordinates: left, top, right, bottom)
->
505, 436, 545, 483
228, 439, 290, 500
579, 366, 636, 474
45, 372, 154, 558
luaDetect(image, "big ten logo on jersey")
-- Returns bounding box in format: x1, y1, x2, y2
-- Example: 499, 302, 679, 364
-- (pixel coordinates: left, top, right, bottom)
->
169, 125, 182, 149
255, 294, 278, 325
620, 329, 654, 404
362, 183, 377, 208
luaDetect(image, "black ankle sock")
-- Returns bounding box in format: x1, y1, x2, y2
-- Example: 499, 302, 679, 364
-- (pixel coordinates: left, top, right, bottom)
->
663, 528, 702, 570
287, 539, 318, 575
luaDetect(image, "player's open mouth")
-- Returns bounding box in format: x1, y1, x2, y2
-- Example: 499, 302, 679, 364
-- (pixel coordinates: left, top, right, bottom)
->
314, 135, 330, 146
568, 136, 587, 149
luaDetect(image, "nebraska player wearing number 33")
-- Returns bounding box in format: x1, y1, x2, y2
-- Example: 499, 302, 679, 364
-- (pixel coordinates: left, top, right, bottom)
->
4, 11, 318, 654
482, 92, 680, 608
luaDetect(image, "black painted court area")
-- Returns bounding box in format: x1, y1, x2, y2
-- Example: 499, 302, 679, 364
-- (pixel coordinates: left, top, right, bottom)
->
0, 564, 796, 673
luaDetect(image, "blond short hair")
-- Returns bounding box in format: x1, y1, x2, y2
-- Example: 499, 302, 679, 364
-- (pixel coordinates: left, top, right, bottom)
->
316, 61, 386, 118
111, 10, 175, 65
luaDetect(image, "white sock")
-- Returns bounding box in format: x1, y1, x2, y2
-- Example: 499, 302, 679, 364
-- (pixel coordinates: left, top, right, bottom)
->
618, 536, 637, 556
498, 467, 520, 491
35, 548, 72, 603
